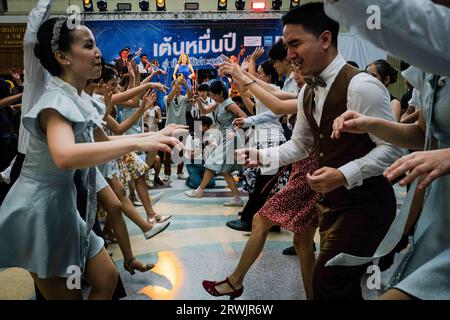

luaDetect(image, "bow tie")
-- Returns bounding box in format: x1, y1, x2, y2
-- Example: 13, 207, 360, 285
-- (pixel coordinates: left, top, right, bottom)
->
304, 75, 327, 89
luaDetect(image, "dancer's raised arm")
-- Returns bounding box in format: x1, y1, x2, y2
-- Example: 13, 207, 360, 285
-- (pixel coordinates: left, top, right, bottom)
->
220, 60, 297, 114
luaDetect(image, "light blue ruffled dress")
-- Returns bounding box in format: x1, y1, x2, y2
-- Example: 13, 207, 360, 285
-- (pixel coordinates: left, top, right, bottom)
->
325, 68, 450, 300
389, 70, 450, 299
0, 77, 104, 279
205, 97, 243, 173
86, 93, 120, 181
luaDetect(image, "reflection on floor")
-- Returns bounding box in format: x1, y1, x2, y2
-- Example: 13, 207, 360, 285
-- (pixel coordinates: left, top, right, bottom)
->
0, 171, 407, 300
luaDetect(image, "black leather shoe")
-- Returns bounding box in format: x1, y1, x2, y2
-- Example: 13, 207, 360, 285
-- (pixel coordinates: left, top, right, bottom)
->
282, 243, 317, 255
282, 246, 297, 256
226, 219, 252, 232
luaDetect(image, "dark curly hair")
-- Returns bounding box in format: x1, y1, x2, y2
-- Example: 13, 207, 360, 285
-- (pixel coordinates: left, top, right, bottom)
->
34, 17, 77, 77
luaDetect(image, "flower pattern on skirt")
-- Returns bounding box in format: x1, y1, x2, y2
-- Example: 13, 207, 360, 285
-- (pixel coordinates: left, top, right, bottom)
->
117, 152, 149, 185
258, 151, 320, 234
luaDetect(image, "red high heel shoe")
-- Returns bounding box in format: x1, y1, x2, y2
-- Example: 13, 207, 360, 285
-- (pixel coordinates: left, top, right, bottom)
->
202, 277, 244, 300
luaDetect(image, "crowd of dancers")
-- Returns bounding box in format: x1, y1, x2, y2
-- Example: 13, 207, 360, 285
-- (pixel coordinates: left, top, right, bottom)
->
0, 0, 449, 300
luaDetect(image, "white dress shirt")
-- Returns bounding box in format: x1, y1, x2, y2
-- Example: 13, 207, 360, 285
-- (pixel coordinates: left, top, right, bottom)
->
138, 62, 150, 75
243, 110, 281, 128
260, 53, 404, 189
18, 0, 53, 154
324, 0, 450, 76
246, 84, 286, 148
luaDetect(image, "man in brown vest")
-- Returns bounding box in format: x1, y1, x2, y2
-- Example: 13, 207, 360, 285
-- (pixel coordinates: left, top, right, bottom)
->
226, 3, 404, 299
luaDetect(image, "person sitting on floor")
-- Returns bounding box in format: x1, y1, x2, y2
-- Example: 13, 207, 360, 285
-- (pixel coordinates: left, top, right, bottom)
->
184, 116, 217, 189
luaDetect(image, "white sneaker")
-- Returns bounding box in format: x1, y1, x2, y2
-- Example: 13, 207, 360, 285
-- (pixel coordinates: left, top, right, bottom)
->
177, 173, 186, 180
223, 199, 244, 207
163, 174, 171, 181
143, 221, 170, 240
184, 189, 204, 198
151, 191, 164, 206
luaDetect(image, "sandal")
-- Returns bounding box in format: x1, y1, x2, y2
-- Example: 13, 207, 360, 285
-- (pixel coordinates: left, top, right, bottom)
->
202, 277, 244, 300
123, 257, 154, 275
147, 214, 172, 224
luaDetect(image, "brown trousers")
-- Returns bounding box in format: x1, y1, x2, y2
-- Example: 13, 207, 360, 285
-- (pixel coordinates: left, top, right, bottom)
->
312, 176, 396, 300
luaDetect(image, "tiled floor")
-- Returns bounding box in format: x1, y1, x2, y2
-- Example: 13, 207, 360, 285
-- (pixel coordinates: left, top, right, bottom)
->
0, 170, 407, 300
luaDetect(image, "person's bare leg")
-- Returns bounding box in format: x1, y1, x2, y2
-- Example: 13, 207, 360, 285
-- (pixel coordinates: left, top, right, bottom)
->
97, 187, 135, 263
176, 149, 184, 175
108, 176, 154, 233
223, 172, 240, 197
215, 214, 275, 294
30, 273, 82, 300
134, 175, 158, 221
378, 288, 414, 300
198, 169, 215, 190
84, 248, 118, 300
163, 152, 171, 176
128, 181, 137, 202
146, 151, 157, 169
293, 226, 317, 300
177, 163, 184, 175
153, 155, 162, 180
102, 211, 114, 240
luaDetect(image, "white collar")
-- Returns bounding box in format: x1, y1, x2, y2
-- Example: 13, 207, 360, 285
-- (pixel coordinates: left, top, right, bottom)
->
318, 53, 347, 89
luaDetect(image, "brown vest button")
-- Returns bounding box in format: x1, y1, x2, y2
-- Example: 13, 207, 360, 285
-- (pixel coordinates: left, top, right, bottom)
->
319, 134, 324, 139
319, 152, 324, 157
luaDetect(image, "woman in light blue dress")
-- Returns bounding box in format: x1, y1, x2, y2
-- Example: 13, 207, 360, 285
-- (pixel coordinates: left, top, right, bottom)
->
184, 80, 248, 206
0, 16, 181, 299
328, 67, 450, 300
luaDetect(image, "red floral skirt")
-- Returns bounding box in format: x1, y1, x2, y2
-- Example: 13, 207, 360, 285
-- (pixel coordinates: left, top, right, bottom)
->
258, 151, 320, 234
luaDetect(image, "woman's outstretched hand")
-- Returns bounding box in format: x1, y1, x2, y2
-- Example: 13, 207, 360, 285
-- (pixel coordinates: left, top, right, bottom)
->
138, 133, 184, 154
331, 110, 371, 139
159, 123, 189, 137
219, 55, 246, 82
139, 90, 157, 110
384, 148, 450, 189
102, 85, 114, 120
235, 148, 263, 168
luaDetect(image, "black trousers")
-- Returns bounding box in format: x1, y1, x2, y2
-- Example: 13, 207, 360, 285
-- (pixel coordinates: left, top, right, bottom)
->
9, 153, 127, 300
240, 169, 282, 224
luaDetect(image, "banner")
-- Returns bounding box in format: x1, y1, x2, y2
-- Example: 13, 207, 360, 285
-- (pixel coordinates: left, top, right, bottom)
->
86, 19, 283, 83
